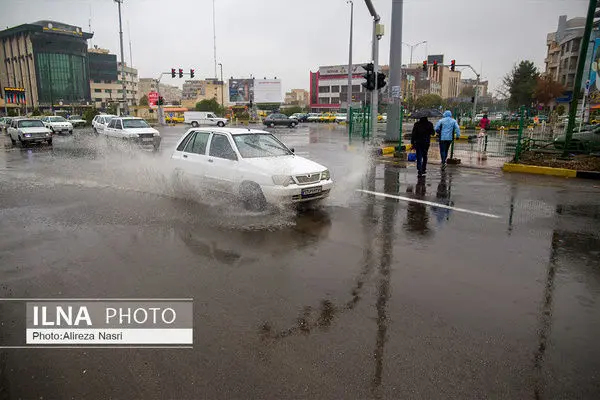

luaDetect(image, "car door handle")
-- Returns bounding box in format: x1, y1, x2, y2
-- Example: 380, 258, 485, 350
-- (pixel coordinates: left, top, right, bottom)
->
208, 159, 213, 163
183, 154, 188, 158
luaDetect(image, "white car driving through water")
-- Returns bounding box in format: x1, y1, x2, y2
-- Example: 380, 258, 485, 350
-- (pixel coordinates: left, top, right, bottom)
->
41, 116, 73, 134
171, 128, 333, 209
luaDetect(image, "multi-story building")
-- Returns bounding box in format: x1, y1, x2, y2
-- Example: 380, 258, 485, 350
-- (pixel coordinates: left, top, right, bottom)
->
284, 89, 309, 107
117, 61, 138, 106
460, 78, 488, 98
181, 78, 225, 109
545, 15, 585, 90
309, 64, 372, 112
0, 20, 93, 111
88, 47, 137, 111
424, 55, 461, 99
137, 78, 182, 105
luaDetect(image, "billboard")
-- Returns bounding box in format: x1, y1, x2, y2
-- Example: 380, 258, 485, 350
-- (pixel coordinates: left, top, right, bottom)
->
588, 38, 600, 105
229, 78, 254, 104
148, 91, 159, 107
254, 79, 282, 103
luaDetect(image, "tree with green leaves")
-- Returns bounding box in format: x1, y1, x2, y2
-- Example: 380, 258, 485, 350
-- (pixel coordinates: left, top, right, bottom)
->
139, 94, 149, 106
195, 98, 223, 115
414, 93, 443, 110
501, 60, 539, 110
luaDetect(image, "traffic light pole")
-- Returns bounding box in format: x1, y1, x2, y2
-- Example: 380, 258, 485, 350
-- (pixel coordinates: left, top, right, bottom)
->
364, 0, 381, 140
451, 64, 480, 121
385, 0, 403, 142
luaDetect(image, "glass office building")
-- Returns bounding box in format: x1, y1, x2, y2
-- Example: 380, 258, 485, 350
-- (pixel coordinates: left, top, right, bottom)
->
0, 20, 93, 108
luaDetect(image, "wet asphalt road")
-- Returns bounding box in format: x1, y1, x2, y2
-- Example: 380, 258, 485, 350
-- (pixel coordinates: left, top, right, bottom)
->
0, 124, 599, 399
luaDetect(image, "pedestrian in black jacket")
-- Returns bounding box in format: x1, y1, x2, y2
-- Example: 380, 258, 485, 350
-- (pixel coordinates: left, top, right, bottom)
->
411, 116, 435, 176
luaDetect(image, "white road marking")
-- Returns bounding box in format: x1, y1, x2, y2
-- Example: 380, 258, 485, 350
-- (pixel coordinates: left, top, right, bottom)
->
356, 189, 500, 219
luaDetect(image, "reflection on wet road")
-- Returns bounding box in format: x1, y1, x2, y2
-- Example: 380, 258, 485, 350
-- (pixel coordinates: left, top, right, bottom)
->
0, 125, 599, 399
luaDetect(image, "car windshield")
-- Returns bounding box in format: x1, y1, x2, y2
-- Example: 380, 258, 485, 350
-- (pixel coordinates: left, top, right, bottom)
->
122, 119, 150, 128
70, 115, 82, 119
18, 120, 44, 128
49, 116, 67, 122
233, 134, 292, 158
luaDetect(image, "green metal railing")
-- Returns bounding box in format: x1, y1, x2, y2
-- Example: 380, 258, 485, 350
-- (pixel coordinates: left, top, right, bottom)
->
348, 105, 371, 143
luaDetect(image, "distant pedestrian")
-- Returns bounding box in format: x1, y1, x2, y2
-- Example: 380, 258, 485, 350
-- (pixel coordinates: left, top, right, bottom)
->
434, 110, 461, 170
411, 116, 435, 176
478, 114, 490, 152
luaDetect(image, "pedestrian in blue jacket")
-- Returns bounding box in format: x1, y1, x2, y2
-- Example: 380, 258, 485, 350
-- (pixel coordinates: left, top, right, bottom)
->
434, 110, 461, 170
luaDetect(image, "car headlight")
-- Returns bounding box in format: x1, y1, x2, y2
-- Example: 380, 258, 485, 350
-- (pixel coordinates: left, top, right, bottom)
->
321, 170, 330, 180
272, 175, 294, 186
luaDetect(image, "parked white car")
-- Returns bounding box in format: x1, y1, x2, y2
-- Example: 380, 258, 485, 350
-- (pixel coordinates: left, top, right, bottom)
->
102, 117, 161, 150
171, 128, 333, 210
307, 113, 321, 122
92, 114, 116, 134
0, 117, 13, 132
335, 114, 347, 123
41, 116, 73, 134
8, 118, 52, 146
183, 111, 228, 128
67, 115, 87, 127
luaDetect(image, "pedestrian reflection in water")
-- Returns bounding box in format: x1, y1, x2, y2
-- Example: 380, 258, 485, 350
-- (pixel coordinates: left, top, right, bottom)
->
431, 171, 453, 224
404, 176, 431, 236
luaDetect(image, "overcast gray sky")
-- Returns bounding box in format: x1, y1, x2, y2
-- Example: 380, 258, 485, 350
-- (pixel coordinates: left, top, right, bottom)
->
1, 0, 587, 94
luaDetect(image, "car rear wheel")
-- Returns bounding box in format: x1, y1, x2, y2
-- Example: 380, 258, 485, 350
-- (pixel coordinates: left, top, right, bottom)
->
191, 121, 199, 127
240, 182, 267, 211
217, 121, 225, 127
269, 122, 275, 128
289, 121, 297, 128
47, 138, 53, 146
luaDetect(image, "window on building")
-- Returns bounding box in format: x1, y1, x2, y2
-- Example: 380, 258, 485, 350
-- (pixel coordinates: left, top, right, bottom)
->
94, 98, 102, 102
105, 89, 111, 93
36, 52, 87, 103
94, 89, 101, 93
572, 39, 580, 53
94, 80, 101, 84
318, 97, 330, 104
330, 97, 340, 104
319, 86, 330, 93
331, 85, 340, 93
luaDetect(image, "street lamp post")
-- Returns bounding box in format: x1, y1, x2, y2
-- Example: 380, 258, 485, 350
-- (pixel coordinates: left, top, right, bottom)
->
346, 0, 354, 118
115, 0, 128, 116
218, 63, 224, 112
402, 41, 427, 66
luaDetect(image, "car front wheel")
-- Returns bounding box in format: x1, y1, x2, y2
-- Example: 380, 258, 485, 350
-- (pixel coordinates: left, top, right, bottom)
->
217, 121, 225, 127
47, 138, 53, 146
10, 136, 16, 145
191, 121, 199, 127
240, 182, 267, 211
289, 121, 297, 128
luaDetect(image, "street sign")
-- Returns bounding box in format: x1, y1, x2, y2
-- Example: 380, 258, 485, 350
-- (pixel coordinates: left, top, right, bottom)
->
391, 86, 401, 99
148, 91, 159, 107
169, 112, 174, 118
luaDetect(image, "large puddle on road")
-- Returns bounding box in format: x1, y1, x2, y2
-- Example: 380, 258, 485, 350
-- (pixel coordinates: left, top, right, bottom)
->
0, 134, 370, 231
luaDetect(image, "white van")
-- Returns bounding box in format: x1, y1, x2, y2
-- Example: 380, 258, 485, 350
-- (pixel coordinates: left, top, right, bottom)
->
184, 111, 228, 128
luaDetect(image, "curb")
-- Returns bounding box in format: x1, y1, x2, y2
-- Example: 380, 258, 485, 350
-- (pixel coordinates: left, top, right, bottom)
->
503, 163, 577, 178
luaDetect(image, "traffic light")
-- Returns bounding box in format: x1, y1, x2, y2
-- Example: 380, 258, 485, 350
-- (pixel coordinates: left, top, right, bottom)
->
158, 96, 164, 106
361, 63, 375, 91
422, 60, 427, 71
171, 68, 176, 78
433, 60, 438, 71
471, 96, 475, 103
376, 72, 386, 90
450, 60, 456, 72
178, 68, 183, 78
190, 69, 195, 78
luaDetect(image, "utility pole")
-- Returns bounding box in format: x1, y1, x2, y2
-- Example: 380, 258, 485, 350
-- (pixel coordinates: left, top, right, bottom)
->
385, 0, 404, 142
402, 41, 426, 67
472, 73, 480, 122
346, 0, 354, 120
212, 0, 217, 79
115, 0, 128, 116
218, 63, 224, 111
563, 0, 597, 155
364, 0, 382, 140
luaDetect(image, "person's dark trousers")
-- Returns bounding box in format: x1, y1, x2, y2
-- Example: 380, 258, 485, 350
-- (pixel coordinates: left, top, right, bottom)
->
415, 143, 429, 174
439, 140, 452, 164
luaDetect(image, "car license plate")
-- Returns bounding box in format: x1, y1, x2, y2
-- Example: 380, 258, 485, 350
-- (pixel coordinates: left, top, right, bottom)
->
142, 138, 153, 143
301, 186, 322, 196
